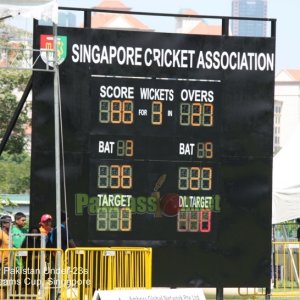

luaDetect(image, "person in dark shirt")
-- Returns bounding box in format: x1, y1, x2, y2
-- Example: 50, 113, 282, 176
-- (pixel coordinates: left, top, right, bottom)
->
48, 212, 76, 300
48, 212, 76, 250
296, 218, 300, 241
21, 227, 41, 295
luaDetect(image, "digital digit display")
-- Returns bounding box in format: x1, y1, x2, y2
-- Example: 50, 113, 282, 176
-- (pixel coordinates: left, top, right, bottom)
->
96, 207, 132, 232
31, 25, 275, 287
179, 103, 213, 126
89, 75, 220, 235
99, 99, 134, 124
178, 166, 212, 190
97, 164, 132, 189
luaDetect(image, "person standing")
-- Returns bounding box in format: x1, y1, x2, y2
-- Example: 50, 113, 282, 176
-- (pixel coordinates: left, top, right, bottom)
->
48, 212, 76, 300
0, 215, 12, 263
39, 214, 53, 236
0, 215, 12, 299
21, 227, 41, 295
296, 218, 300, 241
11, 212, 28, 294
48, 211, 76, 250
11, 212, 27, 248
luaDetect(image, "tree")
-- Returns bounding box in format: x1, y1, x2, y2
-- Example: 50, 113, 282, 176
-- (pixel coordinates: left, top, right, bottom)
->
0, 152, 30, 194
0, 195, 18, 215
0, 23, 32, 194
0, 69, 31, 154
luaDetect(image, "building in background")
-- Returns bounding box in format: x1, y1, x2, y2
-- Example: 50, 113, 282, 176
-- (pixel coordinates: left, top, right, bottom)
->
90, 0, 152, 31
273, 98, 282, 154
176, 9, 221, 35
232, 0, 268, 37
274, 70, 300, 154
39, 11, 77, 27
0, 194, 30, 218
58, 12, 77, 27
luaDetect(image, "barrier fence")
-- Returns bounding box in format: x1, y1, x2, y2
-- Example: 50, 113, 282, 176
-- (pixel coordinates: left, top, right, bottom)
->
0, 247, 152, 300
234, 241, 300, 299
2, 243, 300, 299
0, 248, 63, 300
272, 241, 300, 298
63, 247, 152, 300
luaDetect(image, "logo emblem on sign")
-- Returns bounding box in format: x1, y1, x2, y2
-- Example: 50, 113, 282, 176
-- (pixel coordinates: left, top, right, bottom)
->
40, 34, 67, 66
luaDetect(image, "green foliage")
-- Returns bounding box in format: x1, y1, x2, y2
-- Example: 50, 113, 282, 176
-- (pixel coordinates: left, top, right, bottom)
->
0, 195, 18, 215
274, 222, 298, 240
0, 152, 31, 194
0, 22, 30, 47
0, 69, 31, 90
0, 69, 31, 154
0, 24, 32, 194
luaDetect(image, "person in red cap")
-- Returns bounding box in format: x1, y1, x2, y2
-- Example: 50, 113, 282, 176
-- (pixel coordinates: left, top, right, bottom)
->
39, 214, 53, 236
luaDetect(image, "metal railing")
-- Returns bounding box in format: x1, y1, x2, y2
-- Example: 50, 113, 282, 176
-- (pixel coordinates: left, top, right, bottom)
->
4, 243, 300, 299
0, 46, 55, 71
0, 248, 63, 300
0, 247, 152, 300
59, 6, 276, 37
272, 241, 300, 297
62, 247, 152, 300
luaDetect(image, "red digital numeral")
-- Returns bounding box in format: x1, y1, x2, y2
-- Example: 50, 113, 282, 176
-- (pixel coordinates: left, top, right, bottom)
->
199, 209, 211, 232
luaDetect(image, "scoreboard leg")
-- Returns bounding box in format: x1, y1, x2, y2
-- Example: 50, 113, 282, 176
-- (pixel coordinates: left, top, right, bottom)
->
265, 286, 271, 300
216, 287, 224, 300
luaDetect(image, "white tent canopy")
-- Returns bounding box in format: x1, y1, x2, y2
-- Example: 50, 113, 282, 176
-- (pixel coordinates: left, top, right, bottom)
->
272, 123, 300, 224
0, 0, 58, 23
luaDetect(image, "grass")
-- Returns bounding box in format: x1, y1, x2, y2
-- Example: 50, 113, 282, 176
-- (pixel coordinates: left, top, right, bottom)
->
203, 288, 300, 300
205, 296, 299, 300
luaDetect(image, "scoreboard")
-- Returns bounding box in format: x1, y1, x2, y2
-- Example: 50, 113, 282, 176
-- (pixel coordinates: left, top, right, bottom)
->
89, 76, 221, 237
31, 25, 275, 287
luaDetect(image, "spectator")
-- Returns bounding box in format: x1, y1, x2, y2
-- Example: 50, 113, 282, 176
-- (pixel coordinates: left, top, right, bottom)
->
0, 215, 12, 263
48, 211, 76, 250
39, 214, 53, 236
0, 215, 12, 299
21, 227, 41, 295
21, 226, 41, 250
296, 218, 300, 241
11, 212, 27, 248
48, 212, 76, 300
11, 212, 28, 271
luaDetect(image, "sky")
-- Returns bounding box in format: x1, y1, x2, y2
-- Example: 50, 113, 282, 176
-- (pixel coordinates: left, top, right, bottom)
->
7, 0, 300, 73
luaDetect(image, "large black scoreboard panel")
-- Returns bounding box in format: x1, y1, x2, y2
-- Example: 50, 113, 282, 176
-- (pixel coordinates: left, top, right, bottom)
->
31, 25, 275, 287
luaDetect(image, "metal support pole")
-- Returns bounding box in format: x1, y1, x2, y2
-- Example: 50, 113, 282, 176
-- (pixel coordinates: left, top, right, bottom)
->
53, 22, 62, 299
216, 287, 224, 300
222, 18, 229, 36
272, 224, 277, 288
53, 23, 62, 252
0, 15, 12, 21
84, 10, 91, 28
265, 286, 271, 300
271, 19, 276, 38
0, 75, 33, 156
283, 226, 300, 286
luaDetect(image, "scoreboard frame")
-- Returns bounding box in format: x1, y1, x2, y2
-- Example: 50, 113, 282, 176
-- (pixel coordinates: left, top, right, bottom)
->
31, 11, 276, 288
